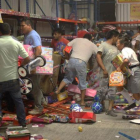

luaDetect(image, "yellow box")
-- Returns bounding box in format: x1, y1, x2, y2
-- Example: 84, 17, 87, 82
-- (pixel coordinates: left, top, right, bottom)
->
57, 91, 68, 101
112, 53, 131, 77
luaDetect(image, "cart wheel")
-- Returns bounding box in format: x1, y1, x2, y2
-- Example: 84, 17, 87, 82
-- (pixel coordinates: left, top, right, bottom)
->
18, 66, 28, 77
20, 78, 33, 95
36, 56, 46, 67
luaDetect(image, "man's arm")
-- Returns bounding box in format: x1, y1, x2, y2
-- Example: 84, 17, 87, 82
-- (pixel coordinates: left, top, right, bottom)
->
135, 40, 140, 52
21, 57, 30, 66
31, 35, 42, 57
34, 46, 42, 57
96, 52, 108, 77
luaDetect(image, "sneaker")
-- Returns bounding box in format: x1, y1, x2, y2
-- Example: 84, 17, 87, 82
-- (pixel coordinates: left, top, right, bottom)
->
28, 107, 43, 115
123, 103, 136, 111
106, 110, 117, 117
20, 123, 27, 128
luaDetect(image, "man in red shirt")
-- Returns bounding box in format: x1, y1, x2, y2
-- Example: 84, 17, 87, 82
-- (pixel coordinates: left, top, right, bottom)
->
50, 28, 69, 56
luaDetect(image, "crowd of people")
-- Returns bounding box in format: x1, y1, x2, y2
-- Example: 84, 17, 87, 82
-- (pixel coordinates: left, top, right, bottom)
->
0, 17, 140, 127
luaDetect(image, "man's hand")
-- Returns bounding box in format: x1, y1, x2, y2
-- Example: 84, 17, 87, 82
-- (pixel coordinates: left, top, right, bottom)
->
21, 57, 30, 66
103, 69, 108, 78
117, 67, 121, 72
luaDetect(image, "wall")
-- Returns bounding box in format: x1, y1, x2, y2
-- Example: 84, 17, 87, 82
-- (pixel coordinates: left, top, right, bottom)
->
116, 2, 139, 31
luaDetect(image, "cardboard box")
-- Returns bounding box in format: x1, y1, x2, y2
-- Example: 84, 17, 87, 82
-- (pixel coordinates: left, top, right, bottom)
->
40, 54, 62, 95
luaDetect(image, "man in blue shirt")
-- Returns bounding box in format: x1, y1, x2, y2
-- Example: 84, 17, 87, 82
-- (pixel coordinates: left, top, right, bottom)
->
20, 18, 47, 115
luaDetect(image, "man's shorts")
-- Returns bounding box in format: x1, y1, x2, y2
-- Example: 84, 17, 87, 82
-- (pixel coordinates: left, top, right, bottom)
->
63, 58, 87, 90
98, 77, 117, 100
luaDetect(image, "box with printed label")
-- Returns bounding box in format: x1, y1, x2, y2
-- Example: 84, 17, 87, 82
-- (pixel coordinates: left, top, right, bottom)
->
112, 53, 131, 77
36, 60, 53, 74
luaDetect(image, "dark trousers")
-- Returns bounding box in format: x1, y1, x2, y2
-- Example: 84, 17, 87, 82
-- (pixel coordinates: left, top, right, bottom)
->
0, 79, 26, 125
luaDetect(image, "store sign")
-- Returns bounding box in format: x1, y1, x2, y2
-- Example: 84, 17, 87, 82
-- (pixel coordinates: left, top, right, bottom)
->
117, 0, 140, 3
130, 4, 140, 20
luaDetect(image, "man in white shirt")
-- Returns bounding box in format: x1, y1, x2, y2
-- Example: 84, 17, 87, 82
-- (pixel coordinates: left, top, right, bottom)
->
55, 34, 98, 105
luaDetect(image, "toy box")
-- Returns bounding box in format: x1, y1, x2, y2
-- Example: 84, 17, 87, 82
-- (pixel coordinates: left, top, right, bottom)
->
23, 45, 34, 59
2, 114, 17, 121
69, 111, 96, 123
112, 53, 131, 77
126, 107, 140, 115
67, 84, 96, 97
45, 113, 69, 123
31, 116, 53, 124
6, 126, 30, 140
19, 45, 53, 74
109, 71, 125, 86
36, 60, 53, 74
57, 91, 68, 101
41, 47, 53, 60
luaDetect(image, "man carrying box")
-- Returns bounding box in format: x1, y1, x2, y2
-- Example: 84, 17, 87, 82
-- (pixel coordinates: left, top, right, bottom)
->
0, 23, 30, 127
20, 18, 47, 115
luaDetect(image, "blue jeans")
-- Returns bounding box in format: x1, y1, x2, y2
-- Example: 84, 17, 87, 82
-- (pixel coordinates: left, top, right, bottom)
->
0, 79, 26, 125
63, 58, 87, 90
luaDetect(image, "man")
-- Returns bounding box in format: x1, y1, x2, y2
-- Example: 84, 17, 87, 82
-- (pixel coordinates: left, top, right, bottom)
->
50, 28, 69, 56
20, 18, 47, 115
55, 34, 98, 106
0, 23, 30, 126
97, 30, 121, 117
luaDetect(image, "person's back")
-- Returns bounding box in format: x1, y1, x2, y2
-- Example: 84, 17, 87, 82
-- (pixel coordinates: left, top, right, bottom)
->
0, 32, 28, 82
0, 23, 29, 127
70, 38, 98, 63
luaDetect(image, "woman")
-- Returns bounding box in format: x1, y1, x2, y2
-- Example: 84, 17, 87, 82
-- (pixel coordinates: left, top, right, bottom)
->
116, 37, 140, 109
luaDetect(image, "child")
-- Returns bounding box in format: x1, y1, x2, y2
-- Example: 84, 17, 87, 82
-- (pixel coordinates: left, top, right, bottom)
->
116, 37, 140, 109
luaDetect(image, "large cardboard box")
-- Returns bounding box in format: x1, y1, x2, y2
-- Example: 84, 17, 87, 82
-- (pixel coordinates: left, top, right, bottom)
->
40, 53, 62, 95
